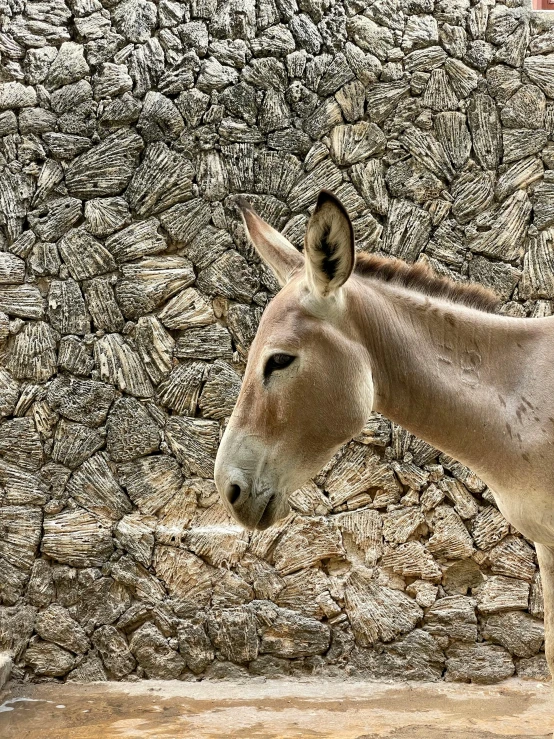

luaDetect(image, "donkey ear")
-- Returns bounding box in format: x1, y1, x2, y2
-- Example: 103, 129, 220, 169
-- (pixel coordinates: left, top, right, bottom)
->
237, 197, 304, 287
304, 190, 355, 297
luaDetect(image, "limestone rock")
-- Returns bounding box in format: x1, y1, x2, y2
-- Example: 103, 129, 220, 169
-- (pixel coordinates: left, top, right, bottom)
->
381, 542, 442, 582
109, 554, 166, 603
345, 571, 422, 647
503, 129, 547, 165
185, 504, 249, 568
45, 42, 90, 90
524, 54, 554, 99
165, 416, 219, 477
118, 455, 182, 515
382, 507, 425, 544
475, 575, 530, 615
399, 126, 455, 183
65, 129, 143, 199
445, 643, 514, 684
434, 112, 471, 170
516, 654, 551, 681
48, 279, 90, 336
115, 514, 156, 568
66, 453, 132, 521
67, 654, 108, 682
129, 622, 185, 679
84, 197, 130, 238
158, 198, 212, 246
155, 481, 198, 546
0, 285, 45, 320
137, 91, 185, 142
51, 420, 104, 470
83, 277, 125, 333
470, 191, 531, 261
488, 536, 536, 582
495, 157, 543, 202
481, 611, 544, 659
158, 288, 215, 330
423, 595, 478, 642
27, 560, 55, 609
324, 444, 399, 509
276, 567, 333, 619
468, 257, 521, 302
288, 160, 343, 212
106, 397, 161, 462
0, 369, 19, 419
196, 251, 259, 303
451, 169, 495, 225
0, 418, 43, 473
41, 508, 114, 567
0, 82, 37, 109
198, 360, 241, 420
76, 577, 131, 628
0, 605, 36, 661
59, 228, 116, 281
7, 322, 57, 382
273, 517, 344, 575
105, 218, 165, 264
470, 506, 510, 550
35, 604, 90, 654
346, 16, 394, 60
178, 619, 214, 674
335, 508, 382, 566
0, 253, 25, 285
207, 606, 258, 663
427, 505, 474, 559
116, 256, 195, 319
467, 93, 502, 170
252, 600, 330, 658
520, 230, 554, 300
382, 198, 432, 262
94, 333, 154, 398
154, 545, 217, 610
0, 506, 43, 602
156, 362, 206, 415
24, 641, 76, 677
135, 316, 175, 385
329, 122, 386, 166
47, 376, 115, 427
351, 629, 444, 682
58, 336, 94, 377
126, 143, 194, 217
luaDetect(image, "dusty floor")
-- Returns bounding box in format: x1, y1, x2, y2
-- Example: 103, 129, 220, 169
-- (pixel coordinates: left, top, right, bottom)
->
0, 678, 552, 739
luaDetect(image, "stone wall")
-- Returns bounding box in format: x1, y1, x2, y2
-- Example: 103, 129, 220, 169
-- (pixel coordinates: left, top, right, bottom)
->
0, 0, 552, 684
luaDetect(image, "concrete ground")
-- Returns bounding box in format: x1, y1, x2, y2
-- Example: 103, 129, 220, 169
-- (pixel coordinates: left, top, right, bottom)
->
0, 678, 553, 739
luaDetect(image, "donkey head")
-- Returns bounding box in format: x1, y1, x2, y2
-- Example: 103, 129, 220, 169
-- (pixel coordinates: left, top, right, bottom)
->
214, 191, 374, 530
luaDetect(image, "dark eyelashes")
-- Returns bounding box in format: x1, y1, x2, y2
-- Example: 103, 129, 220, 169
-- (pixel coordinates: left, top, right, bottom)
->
264, 353, 296, 379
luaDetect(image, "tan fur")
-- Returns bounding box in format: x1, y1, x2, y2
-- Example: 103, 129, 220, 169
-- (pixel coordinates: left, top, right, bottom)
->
215, 192, 554, 684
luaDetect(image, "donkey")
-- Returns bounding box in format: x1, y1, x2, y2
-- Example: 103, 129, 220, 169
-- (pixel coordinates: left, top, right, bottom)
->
214, 190, 554, 680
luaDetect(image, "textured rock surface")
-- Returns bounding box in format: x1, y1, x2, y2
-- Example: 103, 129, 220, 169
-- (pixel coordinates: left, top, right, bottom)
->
0, 0, 549, 686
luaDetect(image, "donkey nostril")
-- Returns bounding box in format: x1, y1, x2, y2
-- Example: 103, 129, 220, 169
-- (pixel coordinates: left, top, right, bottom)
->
228, 483, 241, 506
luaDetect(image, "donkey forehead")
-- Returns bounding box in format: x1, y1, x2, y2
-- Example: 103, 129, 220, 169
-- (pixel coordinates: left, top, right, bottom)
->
255, 285, 323, 348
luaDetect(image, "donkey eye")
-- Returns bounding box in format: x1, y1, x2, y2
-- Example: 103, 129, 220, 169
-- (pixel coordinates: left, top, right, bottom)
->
264, 353, 295, 378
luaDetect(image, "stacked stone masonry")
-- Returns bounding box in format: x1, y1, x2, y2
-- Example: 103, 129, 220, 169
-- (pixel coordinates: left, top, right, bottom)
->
0, 0, 551, 685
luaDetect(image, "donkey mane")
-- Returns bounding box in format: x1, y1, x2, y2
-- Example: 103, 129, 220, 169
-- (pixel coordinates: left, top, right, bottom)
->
354, 253, 500, 314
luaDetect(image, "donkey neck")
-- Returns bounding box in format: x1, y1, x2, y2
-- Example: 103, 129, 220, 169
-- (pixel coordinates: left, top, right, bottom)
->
351, 275, 536, 478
